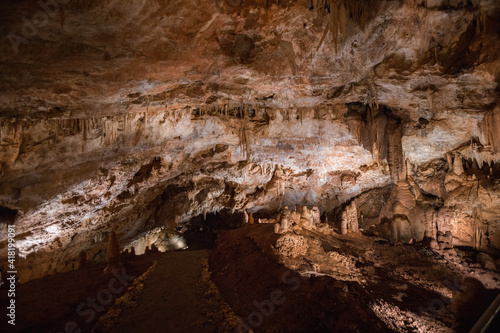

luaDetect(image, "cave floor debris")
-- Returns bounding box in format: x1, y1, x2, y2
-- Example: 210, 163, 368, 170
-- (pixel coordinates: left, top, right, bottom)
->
210, 224, 500, 333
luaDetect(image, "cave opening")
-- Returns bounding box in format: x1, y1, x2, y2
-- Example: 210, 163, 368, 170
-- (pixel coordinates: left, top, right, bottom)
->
0, 206, 18, 224
183, 210, 244, 250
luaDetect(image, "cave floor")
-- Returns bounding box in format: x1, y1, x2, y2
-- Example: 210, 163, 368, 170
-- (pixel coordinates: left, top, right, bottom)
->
2, 225, 500, 332
111, 249, 217, 333
0, 251, 161, 333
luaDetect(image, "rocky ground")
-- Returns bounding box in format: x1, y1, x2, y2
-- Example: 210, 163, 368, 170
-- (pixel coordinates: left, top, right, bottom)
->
0, 219, 499, 332
211, 223, 500, 333
0, 251, 161, 333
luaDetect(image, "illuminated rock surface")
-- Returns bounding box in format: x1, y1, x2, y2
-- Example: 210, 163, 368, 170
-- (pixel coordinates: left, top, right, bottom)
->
0, 1, 499, 332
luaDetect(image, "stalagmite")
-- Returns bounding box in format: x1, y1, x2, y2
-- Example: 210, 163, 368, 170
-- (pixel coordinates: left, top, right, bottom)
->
453, 153, 464, 175
311, 207, 321, 224
248, 212, 254, 225
341, 201, 358, 234
274, 206, 293, 234
340, 211, 348, 235
300, 206, 314, 230
78, 250, 86, 269
314, 0, 370, 52
348, 202, 358, 233
391, 216, 412, 243
104, 231, 121, 273
244, 209, 249, 224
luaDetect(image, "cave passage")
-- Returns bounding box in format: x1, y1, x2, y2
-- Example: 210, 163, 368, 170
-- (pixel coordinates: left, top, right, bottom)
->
1, 0, 500, 332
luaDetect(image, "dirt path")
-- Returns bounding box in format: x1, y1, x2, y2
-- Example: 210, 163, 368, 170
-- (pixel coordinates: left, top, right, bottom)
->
111, 249, 217, 333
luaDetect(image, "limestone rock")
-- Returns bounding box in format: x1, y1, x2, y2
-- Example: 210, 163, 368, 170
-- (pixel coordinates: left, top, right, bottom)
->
391, 216, 412, 243
453, 153, 465, 176
248, 213, 255, 225
275, 233, 308, 259
104, 231, 121, 273
437, 231, 453, 249
78, 250, 86, 269
341, 201, 358, 234
274, 206, 293, 234
311, 207, 321, 225
0, 0, 499, 282
299, 206, 314, 230
258, 218, 276, 224
476, 253, 496, 270
290, 211, 302, 226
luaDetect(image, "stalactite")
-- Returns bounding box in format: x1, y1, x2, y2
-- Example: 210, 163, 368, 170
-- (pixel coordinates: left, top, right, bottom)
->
479, 106, 500, 153
369, 106, 377, 154
471, 177, 481, 251
243, 209, 249, 224
315, 0, 370, 52
426, 88, 433, 114
347, 113, 362, 144
82, 118, 87, 151
460, 144, 500, 170
475, 8, 487, 35
238, 105, 250, 161
101, 117, 120, 145
387, 117, 403, 183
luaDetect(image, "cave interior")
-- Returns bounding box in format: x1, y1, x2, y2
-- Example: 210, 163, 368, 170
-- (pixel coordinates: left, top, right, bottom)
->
1, 0, 500, 332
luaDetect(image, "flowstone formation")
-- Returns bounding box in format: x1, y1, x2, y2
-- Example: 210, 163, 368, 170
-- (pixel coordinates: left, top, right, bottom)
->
272, 205, 363, 280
